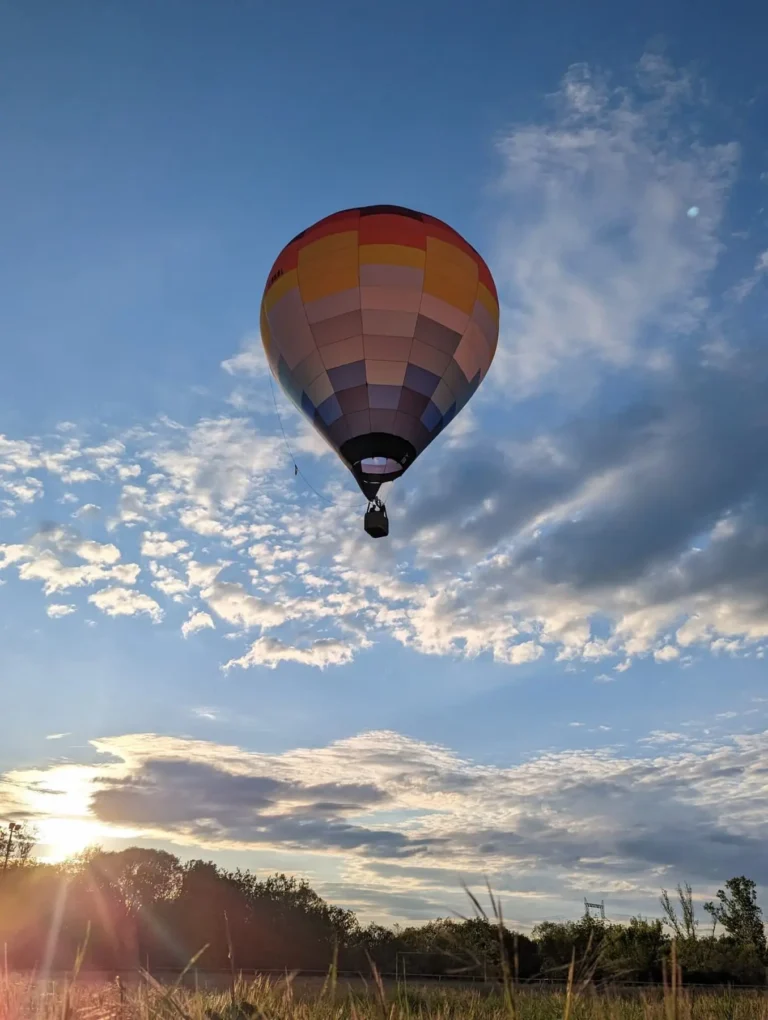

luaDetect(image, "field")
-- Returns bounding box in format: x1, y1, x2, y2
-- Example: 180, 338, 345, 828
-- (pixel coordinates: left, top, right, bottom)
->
2, 972, 767, 1020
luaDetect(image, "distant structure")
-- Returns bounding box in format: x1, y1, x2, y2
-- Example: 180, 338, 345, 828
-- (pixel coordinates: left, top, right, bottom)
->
584, 898, 606, 921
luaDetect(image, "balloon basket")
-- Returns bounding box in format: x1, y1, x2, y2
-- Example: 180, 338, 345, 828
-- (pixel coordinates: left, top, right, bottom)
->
364, 498, 389, 539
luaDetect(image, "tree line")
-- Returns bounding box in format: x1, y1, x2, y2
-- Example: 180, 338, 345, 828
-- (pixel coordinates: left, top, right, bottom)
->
1, 824, 766, 985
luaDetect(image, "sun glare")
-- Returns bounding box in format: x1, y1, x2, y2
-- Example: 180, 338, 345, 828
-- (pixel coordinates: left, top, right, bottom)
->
37, 817, 111, 863
11, 762, 138, 863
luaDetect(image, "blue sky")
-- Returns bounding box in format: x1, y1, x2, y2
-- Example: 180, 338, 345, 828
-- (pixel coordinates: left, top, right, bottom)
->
2, 0, 768, 927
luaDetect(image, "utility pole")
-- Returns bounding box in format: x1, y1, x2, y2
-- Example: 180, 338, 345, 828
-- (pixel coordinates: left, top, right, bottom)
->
2, 822, 21, 874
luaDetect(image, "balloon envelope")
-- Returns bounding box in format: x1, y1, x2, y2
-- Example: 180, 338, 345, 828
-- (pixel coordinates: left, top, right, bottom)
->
260, 205, 499, 499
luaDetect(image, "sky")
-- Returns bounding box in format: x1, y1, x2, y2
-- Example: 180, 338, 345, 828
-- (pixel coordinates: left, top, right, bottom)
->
1, 0, 768, 929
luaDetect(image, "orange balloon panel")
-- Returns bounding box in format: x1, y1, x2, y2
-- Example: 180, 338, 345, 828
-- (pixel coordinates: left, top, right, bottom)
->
260, 205, 499, 499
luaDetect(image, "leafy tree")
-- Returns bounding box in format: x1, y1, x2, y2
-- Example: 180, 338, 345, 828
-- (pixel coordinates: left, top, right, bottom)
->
703, 876, 766, 956
533, 914, 607, 981
79, 847, 184, 915
660, 883, 698, 941
602, 917, 668, 982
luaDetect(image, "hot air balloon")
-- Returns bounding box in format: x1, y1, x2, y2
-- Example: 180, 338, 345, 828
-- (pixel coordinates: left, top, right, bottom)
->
260, 205, 499, 538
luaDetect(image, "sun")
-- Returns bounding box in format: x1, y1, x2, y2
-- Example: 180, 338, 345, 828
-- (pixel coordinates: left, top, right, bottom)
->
11, 762, 140, 863
36, 817, 111, 863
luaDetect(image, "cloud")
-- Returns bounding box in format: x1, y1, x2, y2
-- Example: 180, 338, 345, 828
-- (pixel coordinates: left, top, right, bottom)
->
140, 531, 188, 558
151, 417, 283, 510
192, 707, 219, 720
88, 587, 163, 622
729, 249, 768, 302
114, 485, 150, 526
202, 581, 286, 630
594, 673, 616, 684
394, 338, 768, 665
149, 561, 188, 598
181, 611, 215, 638
224, 635, 357, 671
73, 503, 101, 520
221, 336, 267, 377
1, 527, 140, 596
89, 757, 416, 859
490, 54, 738, 396
1, 476, 43, 503
186, 561, 228, 589
654, 645, 680, 662
10, 726, 768, 924
46, 604, 76, 619
0, 53, 762, 682
76, 540, 121, 565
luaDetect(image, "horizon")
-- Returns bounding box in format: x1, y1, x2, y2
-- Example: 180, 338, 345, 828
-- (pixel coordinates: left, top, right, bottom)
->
2, 0, 768, 930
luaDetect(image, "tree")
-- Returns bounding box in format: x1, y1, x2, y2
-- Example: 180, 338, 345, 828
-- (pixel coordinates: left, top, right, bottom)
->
603, 917, 668, 982
660, 883, 698, 940
0, 821, 36, 868
533, 914, 608, 981
704, 877, 766, 956
78, 847, 184, 915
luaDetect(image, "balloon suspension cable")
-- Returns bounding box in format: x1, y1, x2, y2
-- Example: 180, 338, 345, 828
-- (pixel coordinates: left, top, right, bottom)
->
268, 375, 366, 510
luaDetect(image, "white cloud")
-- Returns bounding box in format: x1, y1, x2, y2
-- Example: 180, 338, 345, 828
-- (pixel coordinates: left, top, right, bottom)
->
182, 611, 215, 638
502, 640, 544, 665
151, 417, 283, 510
0, 435, 40, 472
3, 531, 140, 596
224, 635, 356, 671
75, 540, 121, 565
141, 531, 188, 558
61, 468, 99, 484
149, 561, 188, 598
654, 644, 681, 662
594, 673, 616, 683
728, 248, 768, 302
73, 503, 101, 520
221, 336, 267, 377
491, 55, 738, 395
20, 554, 140, 595
186, 560, 228, 589
88, 587, 163, 622
2, 476, 44, 503
203, 581, 286, 630
115, 485, 150, 525
191, 706, 219, 720
46, 603, 76, 619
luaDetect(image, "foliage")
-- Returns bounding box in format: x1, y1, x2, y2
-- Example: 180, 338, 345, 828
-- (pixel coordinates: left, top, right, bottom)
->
703, 877, 767, 956
0, 832, 765, 986
660, 883, 698, 941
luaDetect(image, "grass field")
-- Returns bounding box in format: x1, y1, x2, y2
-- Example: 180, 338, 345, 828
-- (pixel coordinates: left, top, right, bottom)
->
2, 972, 767, 1020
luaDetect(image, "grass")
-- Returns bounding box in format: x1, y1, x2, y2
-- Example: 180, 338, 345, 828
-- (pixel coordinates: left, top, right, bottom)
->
1, 971, 767, 1020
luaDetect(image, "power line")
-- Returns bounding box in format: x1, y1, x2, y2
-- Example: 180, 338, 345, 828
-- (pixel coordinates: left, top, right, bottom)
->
268, 374, 365, 511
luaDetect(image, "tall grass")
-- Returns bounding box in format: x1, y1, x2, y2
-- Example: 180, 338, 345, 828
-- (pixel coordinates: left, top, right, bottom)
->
1, 888, 765, 1020
0, 972, 766, 1020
